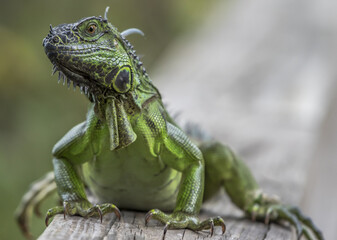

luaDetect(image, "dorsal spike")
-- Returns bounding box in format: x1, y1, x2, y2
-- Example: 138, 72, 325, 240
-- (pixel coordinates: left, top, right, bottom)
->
52, 65, 58, 75
121, 28, 145, 38
67, 78, 71, 88
104, 6, 110, 21
58, 72, 62, 84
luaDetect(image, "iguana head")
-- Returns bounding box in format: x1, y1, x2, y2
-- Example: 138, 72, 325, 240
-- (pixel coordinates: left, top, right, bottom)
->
43, 8, 161, 150
43, 7, 148, 101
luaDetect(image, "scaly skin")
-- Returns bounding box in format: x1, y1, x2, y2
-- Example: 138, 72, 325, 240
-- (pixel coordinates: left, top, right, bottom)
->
15, 7, 323, 240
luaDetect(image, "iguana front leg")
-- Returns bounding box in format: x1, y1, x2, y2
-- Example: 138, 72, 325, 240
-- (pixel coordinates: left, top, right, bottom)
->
145, 123, 225, 237
45, 157, 120, 225
200, 142, 324, 240
45, 108, 121, 225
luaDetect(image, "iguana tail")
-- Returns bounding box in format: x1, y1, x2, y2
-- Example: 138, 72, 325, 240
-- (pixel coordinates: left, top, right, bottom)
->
15, 172, 56, 239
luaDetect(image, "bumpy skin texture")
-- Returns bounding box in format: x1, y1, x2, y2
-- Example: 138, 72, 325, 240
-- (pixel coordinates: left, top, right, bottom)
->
16, 8, 323, 240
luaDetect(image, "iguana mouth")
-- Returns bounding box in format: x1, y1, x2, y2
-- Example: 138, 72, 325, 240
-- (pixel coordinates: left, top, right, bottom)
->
52, 62, 91, 93
44, 49, 111, 102
50, 61, 113, 102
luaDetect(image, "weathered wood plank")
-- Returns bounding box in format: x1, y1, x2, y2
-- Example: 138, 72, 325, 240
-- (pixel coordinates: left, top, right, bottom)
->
39, 214, 117, 240
39, 211, 293, 240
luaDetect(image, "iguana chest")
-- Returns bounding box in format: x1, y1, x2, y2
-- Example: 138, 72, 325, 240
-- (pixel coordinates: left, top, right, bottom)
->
81, 131, 181, 211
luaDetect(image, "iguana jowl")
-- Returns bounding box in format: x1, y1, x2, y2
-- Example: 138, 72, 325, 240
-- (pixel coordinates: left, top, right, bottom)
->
16, 7, 323, 240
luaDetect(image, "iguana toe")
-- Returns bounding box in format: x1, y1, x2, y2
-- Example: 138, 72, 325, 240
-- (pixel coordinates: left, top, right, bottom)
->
247, 201, 324, 240
45, 200, 121, 226
145, 209, 225, 239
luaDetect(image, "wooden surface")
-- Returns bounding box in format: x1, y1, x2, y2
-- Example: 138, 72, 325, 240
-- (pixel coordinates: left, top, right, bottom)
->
39, 0, 337, 239
39, 211, 293, 240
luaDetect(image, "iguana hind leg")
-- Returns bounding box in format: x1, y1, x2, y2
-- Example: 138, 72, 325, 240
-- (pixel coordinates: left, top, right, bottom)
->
200, 142, 324, 240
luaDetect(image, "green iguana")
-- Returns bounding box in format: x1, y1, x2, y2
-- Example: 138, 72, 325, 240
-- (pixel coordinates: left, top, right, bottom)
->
15, 7, 323, 240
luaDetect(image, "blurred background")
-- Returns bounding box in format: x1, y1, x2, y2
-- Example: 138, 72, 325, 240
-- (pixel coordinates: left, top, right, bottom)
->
1, 0, 336, 239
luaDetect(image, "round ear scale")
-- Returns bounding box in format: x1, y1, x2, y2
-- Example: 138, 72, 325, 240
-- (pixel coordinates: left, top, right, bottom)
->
113, 66, 132, 93
105, 66, 133, 93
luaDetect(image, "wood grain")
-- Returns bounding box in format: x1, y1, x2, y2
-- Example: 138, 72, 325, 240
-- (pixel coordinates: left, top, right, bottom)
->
39, 212, 293, 240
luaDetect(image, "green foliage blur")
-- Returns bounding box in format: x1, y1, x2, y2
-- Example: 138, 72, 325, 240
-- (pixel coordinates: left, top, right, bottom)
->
0, 0, 219, 239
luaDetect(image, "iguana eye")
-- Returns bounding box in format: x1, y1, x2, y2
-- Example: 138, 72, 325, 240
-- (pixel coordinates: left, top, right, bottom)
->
87, 24, 97, 34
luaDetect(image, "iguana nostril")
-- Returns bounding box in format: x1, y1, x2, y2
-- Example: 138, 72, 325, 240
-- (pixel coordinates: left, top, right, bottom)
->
52, 36, 59, 43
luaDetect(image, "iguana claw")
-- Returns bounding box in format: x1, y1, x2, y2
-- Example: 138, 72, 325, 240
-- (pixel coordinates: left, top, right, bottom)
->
45, 200, 121, 226
145, 209, 226, 239
163, 223, 169, 240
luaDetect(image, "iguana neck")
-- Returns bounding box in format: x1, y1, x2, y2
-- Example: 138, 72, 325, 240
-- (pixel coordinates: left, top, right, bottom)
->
92, 79, 160, 151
